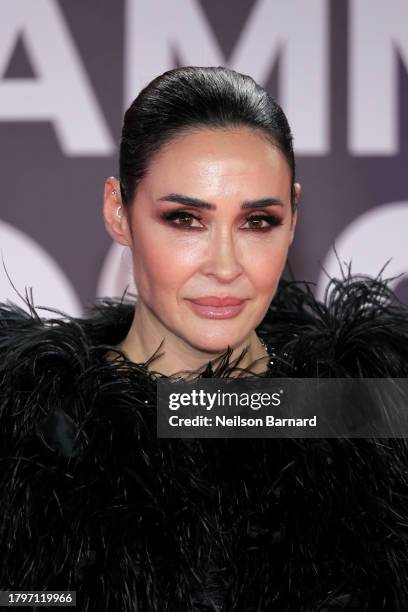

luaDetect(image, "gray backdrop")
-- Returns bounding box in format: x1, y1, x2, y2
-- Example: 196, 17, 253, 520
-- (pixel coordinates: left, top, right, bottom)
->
1, 0, 407, 316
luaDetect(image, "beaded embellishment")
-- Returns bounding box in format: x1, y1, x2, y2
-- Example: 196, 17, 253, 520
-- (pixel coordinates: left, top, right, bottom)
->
258, 336, 276, 367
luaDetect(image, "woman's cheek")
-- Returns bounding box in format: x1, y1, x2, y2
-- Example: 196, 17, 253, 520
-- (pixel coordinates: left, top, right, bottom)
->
143, 239, 201, 291
251, 243, 289, 293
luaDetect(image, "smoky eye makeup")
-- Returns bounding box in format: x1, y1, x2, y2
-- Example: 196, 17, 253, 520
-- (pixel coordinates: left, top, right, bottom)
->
243, 214, 284, 230
159, 209, 284, 232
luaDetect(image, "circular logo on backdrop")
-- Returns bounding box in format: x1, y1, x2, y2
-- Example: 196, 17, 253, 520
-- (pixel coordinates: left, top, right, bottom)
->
317, 201, 408, 302
0, 220, 82, 317
97, 241, 137, 301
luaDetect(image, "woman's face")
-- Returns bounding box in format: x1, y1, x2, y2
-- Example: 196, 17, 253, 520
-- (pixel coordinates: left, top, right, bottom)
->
110, 127, 299, 354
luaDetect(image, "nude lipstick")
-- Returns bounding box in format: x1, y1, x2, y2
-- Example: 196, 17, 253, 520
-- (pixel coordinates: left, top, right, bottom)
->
186, 296, 246, 319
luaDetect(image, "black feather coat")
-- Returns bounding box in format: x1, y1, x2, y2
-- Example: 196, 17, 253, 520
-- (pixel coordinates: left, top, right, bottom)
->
1, 269, 408, 611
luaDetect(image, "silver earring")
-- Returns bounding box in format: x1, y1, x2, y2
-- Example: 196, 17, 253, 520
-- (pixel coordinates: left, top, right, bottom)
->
112, 190, 117, 197
116, 205, 122, 219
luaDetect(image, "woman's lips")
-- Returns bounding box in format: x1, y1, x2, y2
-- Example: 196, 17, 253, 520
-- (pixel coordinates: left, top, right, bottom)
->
186, 298, 246, 319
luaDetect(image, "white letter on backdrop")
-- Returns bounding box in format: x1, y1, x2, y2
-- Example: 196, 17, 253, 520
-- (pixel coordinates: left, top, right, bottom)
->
126, 0, 328, 154
349, 0, 408, 154
0, 0, 114, 155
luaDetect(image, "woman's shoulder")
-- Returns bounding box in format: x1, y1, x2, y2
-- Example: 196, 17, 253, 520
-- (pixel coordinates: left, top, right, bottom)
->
0, 295, 141, 453
259, 266, 408, 377
0, 293, 135, 347
0, 295, 135, 377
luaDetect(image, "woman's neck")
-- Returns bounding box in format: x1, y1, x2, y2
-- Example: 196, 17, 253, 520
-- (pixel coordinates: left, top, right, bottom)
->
107, 301, 270, 378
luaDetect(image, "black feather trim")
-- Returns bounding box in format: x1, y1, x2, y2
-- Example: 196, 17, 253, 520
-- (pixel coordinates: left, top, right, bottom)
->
1, 264, 408, 610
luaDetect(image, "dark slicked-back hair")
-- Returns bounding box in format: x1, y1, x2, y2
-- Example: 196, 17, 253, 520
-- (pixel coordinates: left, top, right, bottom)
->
120, 66, 296, 210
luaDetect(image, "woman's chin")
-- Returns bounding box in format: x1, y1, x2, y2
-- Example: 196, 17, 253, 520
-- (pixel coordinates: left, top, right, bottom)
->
187, 337, 244, 356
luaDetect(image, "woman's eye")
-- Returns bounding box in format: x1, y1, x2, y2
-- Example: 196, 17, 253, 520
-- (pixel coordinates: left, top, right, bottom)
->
161, 211, 203, 229
161, 211, 284, 231
243, 215, 284, 231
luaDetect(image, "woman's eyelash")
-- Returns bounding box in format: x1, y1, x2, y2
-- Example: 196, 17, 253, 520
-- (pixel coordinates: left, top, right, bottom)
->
160, 210, 284, 231
243, 214, 284, 230
160, 211, 202, 228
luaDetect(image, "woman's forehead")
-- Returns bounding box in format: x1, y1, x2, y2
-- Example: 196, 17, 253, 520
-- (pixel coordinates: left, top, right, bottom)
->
144, 128, 291, 197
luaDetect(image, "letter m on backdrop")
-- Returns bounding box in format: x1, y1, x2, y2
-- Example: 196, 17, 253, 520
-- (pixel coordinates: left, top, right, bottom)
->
126, 0, 329, 154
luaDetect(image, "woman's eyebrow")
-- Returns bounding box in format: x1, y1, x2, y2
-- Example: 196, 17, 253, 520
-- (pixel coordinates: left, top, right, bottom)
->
157, 193, 284, 210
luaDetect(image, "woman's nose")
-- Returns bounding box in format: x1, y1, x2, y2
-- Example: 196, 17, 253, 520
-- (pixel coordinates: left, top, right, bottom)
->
202, 228, 244, 282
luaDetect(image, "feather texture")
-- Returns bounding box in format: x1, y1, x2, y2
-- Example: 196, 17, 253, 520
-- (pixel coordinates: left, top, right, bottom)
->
1, 265, 408, 610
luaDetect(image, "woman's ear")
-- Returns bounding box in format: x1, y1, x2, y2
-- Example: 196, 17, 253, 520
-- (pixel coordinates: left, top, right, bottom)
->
103, 176, 132, 247
289, 182, 301, 245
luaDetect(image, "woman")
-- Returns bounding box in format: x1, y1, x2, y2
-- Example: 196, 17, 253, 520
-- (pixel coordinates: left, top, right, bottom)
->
1, 66, 408, 611
104, 65, 300, 379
